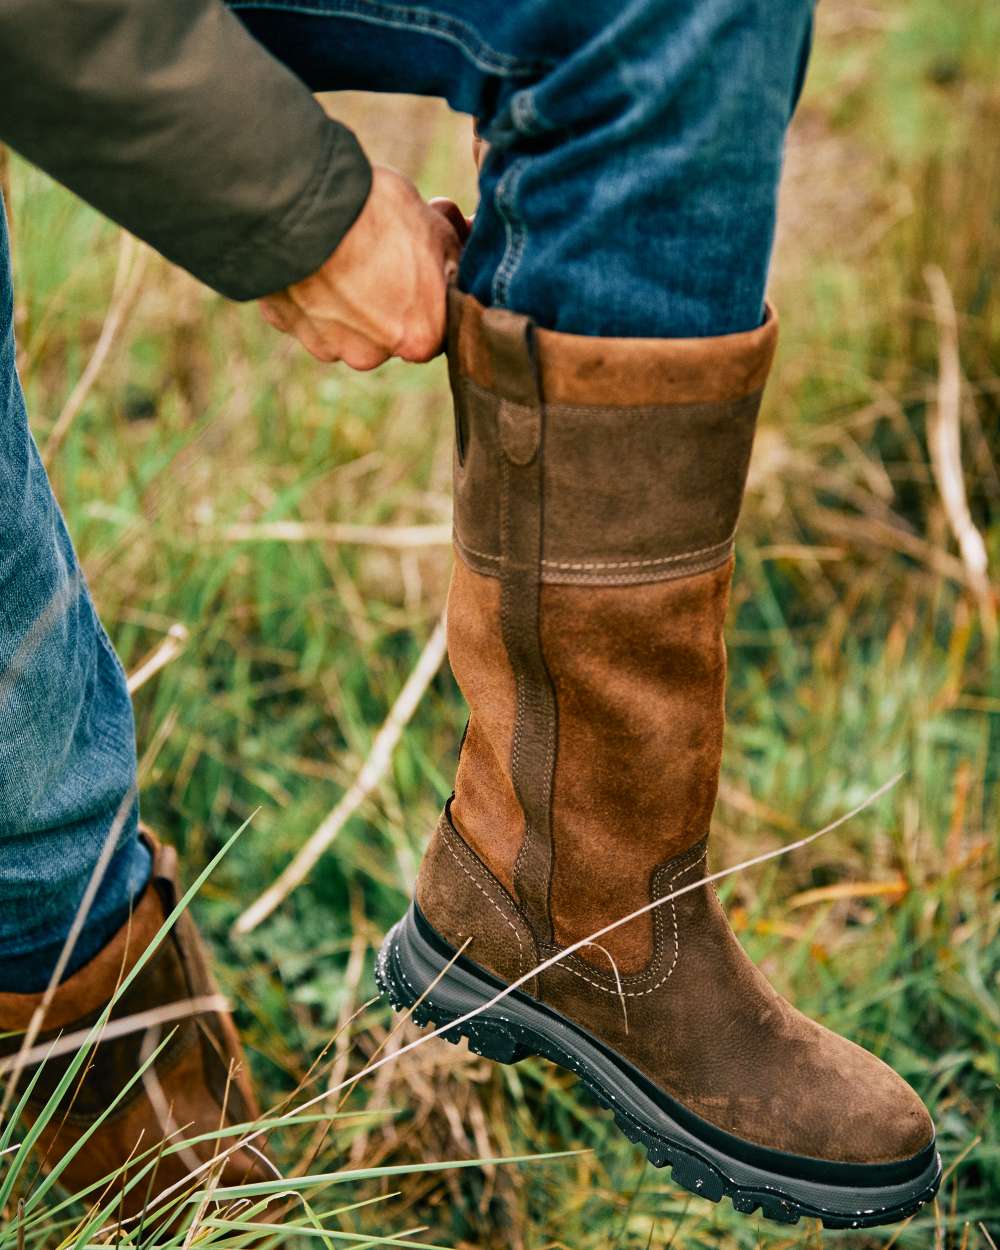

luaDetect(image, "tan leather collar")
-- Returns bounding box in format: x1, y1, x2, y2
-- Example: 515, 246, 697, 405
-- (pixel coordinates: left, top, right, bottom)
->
0, 831, 167, 1032
448, 288, 778, 407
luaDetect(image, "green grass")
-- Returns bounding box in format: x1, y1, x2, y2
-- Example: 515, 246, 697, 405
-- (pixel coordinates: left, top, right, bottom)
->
2, 0, 999, 1244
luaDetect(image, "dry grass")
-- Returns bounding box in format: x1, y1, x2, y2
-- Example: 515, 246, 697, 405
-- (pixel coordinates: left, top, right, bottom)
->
2, 0, 998, 1244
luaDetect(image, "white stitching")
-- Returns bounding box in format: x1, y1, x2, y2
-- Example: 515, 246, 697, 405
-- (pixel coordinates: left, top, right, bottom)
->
455, 545, 733, 588
541, 551, 734, 586
492, 158, 530, 308
441, 823, 525, 978
555, 849, 706, 998
454, 531, 734, 571
542, 540, 732, 570
500, 454, 531, 897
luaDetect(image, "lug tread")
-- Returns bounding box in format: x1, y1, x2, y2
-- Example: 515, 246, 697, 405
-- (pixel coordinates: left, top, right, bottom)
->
375, 931, 937, 1231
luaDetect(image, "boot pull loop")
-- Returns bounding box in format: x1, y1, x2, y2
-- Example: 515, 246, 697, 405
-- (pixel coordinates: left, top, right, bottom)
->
497, 400, 540, 466
479, 303, 555, 948
446, 285, 469, 467
480, 306, 543, 466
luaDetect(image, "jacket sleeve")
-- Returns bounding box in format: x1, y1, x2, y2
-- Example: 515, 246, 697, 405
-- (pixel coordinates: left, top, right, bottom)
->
0, 0, 372, 299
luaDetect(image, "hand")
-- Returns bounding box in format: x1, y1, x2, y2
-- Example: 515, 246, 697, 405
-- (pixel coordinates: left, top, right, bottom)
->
259, 165, 468, 370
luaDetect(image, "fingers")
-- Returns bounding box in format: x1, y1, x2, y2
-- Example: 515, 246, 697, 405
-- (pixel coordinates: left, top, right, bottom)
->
335, 326, 392, 371
259, 294, 293, 333
259, 297, 390, 369
471, 121, 490, 172
398, 228, 454, 361
429, 203, 464, 292
429, 197, 472, 245
395, 313, 446, 364
258, 164, 468, 372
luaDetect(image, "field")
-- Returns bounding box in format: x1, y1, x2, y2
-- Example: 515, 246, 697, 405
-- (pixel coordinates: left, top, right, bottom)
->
1, 0, 998, 1245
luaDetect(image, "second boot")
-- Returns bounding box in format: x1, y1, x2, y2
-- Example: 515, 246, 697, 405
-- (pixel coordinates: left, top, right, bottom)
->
378, 290, 940, 1229
0, 833, 270, 1230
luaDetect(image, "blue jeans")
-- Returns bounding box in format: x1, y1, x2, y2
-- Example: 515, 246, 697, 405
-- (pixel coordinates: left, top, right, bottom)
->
0, 0, 812, 990
0, 216, 150, 992
233, 0, 813, 337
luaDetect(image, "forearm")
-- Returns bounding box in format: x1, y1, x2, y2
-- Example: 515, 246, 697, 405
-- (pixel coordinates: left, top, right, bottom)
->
0, 0, 372, 299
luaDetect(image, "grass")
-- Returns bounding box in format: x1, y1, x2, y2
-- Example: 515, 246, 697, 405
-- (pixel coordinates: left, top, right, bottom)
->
1, 0, 998, 1244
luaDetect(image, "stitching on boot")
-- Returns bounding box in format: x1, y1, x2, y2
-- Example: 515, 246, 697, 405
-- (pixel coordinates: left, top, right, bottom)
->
500, 445, 558, 944
542, 552, 733, 586
501, 453, 532, 903
441, 820, 526, 979
453, 532, 734, 585
554, 857, 697, 997
507, 552, 562, 895
456, 533, 733, 571
542, 540, 733, 572
554, 841, 708, 996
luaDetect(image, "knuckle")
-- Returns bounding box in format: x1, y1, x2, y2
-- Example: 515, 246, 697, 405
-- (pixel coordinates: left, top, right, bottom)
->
302, 334, 339, 363
398, 333, 438, 364
398, 311, 445, 363
260, 304, 287, 332
343, 346, 387, 372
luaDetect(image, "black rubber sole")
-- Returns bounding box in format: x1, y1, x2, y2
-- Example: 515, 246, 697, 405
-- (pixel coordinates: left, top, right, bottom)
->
376, 904, 942, 1230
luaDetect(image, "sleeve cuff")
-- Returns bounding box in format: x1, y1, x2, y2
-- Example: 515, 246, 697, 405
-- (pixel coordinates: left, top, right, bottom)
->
205, 120, 373, 301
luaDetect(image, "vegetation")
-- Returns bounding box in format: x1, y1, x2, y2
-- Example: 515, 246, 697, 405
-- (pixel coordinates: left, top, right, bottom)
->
1, 0, 997, 1244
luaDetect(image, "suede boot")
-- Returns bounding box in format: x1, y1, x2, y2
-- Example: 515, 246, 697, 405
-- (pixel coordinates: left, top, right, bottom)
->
378, 290, 940, 1228
0, 833, 269, 1228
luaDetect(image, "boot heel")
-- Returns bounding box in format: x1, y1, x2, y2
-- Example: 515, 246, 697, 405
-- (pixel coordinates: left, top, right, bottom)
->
376, 913, 535, 1066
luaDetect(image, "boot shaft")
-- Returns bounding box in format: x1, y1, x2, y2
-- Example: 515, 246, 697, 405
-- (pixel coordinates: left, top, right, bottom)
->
441, 290, 777, 970
398, 294, 938, 1220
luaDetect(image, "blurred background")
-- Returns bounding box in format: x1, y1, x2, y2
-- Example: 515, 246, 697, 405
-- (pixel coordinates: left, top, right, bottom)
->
2, 0, 998, 1244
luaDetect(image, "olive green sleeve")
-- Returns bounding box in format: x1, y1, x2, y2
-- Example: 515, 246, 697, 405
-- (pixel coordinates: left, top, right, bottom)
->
0, 0, 372, 299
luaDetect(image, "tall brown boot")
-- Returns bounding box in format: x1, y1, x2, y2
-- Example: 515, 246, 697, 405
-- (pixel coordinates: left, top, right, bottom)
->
378, 290, 940, 1229
0, 833, 270, 1229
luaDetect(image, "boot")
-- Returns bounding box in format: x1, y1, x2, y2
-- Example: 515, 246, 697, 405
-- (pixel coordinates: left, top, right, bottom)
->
0, 832, 269, 1229
378, 290, 940, 1229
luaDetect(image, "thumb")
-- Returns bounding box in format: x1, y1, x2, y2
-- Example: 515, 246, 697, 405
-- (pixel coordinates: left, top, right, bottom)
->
429, 197, 473, 245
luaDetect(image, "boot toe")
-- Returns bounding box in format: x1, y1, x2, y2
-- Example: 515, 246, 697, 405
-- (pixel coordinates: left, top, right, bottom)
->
769, 1013, 936, 1167
826, 1033, 935, 1164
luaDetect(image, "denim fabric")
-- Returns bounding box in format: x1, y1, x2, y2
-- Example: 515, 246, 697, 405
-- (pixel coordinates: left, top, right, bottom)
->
232, 0, 814, 336
0, 2, 812, 991
0, 206, 150, 992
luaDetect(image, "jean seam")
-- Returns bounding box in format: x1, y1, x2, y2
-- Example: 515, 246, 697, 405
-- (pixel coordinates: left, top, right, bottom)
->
491, 157, 530, 308
510, 88, 548, 136
229, 0, 554, 77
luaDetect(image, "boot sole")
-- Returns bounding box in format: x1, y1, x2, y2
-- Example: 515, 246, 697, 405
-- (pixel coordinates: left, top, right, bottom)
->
376, 903, 942, 1230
